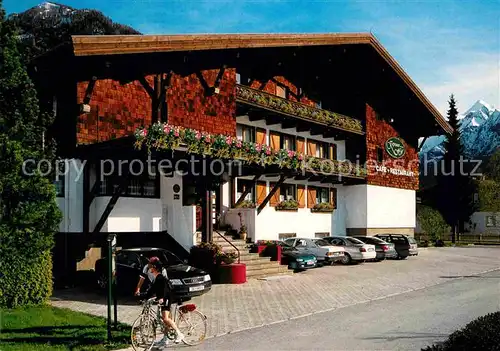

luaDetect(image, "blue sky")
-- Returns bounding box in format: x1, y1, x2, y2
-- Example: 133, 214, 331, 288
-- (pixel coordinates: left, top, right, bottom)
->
5, 0, 499, 116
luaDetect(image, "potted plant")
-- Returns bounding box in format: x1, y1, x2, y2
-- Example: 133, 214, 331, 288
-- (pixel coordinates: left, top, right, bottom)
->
239, 225, 248, 241
275, 199, 299, 211
237, 212, 248, 241
235, 200, 256, 208
311, 202, 335, 213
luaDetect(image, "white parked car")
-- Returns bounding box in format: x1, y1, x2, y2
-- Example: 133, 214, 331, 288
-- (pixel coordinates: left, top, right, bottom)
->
283, 238, 345, 265
323, 236, 376, 264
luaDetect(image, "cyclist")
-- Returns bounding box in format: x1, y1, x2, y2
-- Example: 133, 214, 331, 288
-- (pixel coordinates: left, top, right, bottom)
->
135, 256, 167, 296
140, 259, 184, 344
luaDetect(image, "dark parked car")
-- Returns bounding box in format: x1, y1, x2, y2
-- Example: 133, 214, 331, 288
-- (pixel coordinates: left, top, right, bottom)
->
353, 236, 398, 261
273, 240, 318, 271
374, 234, 418, 259
94, 247, 212, 299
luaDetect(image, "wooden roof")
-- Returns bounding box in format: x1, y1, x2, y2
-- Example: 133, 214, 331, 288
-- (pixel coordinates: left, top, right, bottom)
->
70, 33, 452, 134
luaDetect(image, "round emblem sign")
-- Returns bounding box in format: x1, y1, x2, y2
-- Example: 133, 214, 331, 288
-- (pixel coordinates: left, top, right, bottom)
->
385, 137, 406, 159
173, 184, 181, 193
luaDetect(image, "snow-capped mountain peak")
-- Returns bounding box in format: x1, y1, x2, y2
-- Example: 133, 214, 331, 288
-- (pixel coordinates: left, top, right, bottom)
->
464, 99, 495, 116
421, 100, 500, 161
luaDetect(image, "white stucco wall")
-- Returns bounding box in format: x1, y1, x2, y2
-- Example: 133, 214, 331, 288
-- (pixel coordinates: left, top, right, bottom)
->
56, 160, 196, 250
466, 212, 500, 234
366, 185, 416, 228
57, 159, 84, 232
344, 185, 368, 228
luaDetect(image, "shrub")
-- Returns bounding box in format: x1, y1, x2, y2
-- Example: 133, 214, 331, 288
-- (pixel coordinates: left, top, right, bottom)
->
0, 250, 53, 308
417, 205, 450, 243
422, 311, 500, 350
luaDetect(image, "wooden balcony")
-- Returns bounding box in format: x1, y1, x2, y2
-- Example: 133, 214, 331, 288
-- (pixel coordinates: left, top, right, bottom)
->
235, 84, 364, 136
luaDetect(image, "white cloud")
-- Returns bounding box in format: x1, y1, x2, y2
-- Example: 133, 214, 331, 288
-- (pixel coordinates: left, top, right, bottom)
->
420, 53, 500, 116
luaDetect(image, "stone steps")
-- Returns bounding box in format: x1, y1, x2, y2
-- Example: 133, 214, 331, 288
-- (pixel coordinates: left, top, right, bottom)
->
195, 231, 292, 280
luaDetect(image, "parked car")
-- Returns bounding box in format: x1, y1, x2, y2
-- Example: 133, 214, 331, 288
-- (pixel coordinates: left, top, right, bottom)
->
374, 234, 419, 259
353, 236, 398, 261
283, 238, 345, 265
322, 236, 376, 264
275, 241, 318, 271
94, 247, 212, 299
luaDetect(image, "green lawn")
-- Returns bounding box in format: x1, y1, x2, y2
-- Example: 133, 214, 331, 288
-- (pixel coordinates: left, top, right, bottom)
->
0, 305, 130, 351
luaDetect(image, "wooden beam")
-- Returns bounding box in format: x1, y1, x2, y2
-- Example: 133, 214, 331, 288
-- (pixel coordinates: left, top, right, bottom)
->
265, 117, 281, 126
82, 76, 97, 105
248, 111, 266, 122
310, 128, 323, 136
296, 123, 310, 133
257, 175, 287, 215
418, 136, 428, 152
138, 76, 155, 99
281, 119, 296, 129
93, 175, 129, 234
234, 173, 262, 207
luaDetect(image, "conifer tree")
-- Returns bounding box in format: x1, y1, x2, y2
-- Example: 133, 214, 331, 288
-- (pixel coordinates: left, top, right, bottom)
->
0, 0, 61, 307
435, 95, 477, 243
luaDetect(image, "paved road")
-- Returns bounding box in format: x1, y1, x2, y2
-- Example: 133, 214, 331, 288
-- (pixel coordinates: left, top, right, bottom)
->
193, 270, 500, 351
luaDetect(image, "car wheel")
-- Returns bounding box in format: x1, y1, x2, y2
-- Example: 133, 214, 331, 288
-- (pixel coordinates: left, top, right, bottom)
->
96, 271, 107, 290
341, 253, 352, 265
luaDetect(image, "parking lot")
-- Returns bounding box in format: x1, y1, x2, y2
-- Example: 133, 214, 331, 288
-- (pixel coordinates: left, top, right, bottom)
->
51, 246, 500, 339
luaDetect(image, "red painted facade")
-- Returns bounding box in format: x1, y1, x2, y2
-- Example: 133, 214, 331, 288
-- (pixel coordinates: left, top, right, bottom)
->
365, 104, 419, 190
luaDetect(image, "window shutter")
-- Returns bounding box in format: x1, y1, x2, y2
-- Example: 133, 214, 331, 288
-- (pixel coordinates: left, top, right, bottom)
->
330, 144, 337, 160
331, 188, 337, 209
269, 182, 280, 206
297, 185, 305, 208
256, 128, 267, 145
307, 187, 316, 208
256, 181, 267, 205
270, 132, 281, 151
307, 140, 316, 156
296, 137, 305, 154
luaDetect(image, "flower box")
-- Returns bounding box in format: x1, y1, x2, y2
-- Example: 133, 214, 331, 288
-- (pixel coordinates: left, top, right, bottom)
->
275, 208, 298, 212
257, 244, 282, 261
311, 208, 334, 213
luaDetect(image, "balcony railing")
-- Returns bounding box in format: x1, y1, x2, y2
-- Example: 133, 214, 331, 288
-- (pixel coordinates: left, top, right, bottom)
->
235, 84, 364, 135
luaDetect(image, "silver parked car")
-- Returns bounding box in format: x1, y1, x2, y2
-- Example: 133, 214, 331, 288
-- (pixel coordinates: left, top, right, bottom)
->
283, 238, 345, 265
323, 236, 376, 264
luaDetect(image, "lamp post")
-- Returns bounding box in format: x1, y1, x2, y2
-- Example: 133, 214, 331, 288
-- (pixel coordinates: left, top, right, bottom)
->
106, 234, 117, 341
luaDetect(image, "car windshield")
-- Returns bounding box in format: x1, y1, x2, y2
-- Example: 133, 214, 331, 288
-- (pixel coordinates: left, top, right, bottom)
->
364, 237, 386, 244
408, 237, 417, 244
139, 250, 183, 266
314, 239, 330, 246
346, 237, 364, 245
277, 241, 295, 250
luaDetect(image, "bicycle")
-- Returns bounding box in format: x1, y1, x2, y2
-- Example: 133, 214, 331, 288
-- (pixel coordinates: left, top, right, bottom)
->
131, 297, 207, 350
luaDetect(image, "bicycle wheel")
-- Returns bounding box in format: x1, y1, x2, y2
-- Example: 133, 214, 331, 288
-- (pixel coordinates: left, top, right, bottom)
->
177, 310, 207, 346
131, 315, 156, 351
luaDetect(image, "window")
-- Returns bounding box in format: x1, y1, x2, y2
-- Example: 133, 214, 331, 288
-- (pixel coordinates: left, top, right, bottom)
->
281, 134, 296, 151
236, 73, 241, 84
54, 178, 65, 197
473, 193, 479, 203
281, 234, 297, 241
315, 101, 322, 109
315, 232, 329, 238
315, 142, 329, 159
280, 184, 296, 202
98, 163, 160, 198
236, 179, 256, 203
376, 147, 384, 162
237, 124, 255, 143
276, 85, 286, 98
316, 188, 330, 204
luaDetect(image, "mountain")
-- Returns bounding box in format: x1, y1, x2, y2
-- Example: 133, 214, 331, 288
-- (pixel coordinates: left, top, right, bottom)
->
8, 2, 141, 59
420, 100, 500, 162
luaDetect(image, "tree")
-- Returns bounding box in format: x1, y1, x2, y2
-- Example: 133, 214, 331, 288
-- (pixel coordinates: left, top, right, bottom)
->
7, 3, 141, 61
0, 0, 61, 307
484, 149, 500, 183
435, 95, 478, 243
417, 205, 450, 244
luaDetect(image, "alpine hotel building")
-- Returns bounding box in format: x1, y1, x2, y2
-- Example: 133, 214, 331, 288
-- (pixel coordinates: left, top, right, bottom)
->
33, 33, 452, 260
